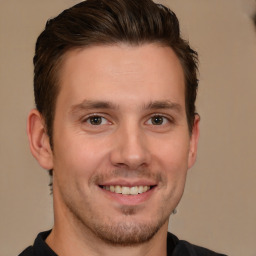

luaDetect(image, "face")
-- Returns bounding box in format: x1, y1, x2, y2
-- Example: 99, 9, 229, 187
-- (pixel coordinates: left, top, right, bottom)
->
48, 44, 199, 245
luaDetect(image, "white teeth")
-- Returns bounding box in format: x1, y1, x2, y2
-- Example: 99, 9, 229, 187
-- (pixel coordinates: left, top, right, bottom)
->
130, 186, 138, 195
122, 186, 130, 195
138, 186, 144, 194
115, 185, 122, 194
102, 185, 151, 195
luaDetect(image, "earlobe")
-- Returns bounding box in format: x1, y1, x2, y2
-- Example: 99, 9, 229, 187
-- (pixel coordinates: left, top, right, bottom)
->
188, 114, 200, 169
27, 109, 53, 170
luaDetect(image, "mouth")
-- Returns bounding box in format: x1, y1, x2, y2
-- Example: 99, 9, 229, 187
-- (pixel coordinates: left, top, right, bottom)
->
98, 182, 157, 205
99, 185, 154, 195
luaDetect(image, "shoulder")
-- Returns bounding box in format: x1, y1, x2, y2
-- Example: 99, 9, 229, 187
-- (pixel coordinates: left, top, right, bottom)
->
18, 230, 55, 256
174, 240, 228, 256
18, 246, 34, 256
167, 233, 228, 256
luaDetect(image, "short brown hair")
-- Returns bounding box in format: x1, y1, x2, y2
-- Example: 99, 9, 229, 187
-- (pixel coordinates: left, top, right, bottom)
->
34, 0, 198, 146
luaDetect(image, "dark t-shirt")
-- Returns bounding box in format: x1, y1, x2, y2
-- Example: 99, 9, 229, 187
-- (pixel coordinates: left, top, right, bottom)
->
19, 230, 227, 256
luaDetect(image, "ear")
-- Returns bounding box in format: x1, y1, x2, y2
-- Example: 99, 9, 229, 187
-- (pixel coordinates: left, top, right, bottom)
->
188, 114, 200, 169
27, 109, 53, 170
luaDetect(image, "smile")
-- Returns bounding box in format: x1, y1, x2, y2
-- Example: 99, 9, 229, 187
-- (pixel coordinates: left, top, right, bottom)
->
101, 185, 152, 195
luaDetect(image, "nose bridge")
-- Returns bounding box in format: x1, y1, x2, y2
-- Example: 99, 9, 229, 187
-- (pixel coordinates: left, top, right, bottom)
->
110, 119, 150, 169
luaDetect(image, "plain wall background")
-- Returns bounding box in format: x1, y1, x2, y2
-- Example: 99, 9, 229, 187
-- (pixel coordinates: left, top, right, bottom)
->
1, 0, 256, 255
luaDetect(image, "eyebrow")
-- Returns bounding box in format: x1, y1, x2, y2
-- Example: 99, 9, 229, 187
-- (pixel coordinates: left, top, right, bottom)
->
143, 100, 182, 112
70, 100, 119, 114
70, 99, 182, 114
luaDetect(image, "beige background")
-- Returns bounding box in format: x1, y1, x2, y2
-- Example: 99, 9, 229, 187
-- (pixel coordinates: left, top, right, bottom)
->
1, 0, 256, 255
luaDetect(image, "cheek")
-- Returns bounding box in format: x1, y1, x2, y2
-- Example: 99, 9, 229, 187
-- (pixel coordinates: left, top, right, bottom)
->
154, 135, 190, 169
152, 135, 190, 192
53, 135, 111, 180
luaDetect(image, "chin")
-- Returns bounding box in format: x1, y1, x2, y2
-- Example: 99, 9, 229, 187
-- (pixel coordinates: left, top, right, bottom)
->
86, 211, 169, 246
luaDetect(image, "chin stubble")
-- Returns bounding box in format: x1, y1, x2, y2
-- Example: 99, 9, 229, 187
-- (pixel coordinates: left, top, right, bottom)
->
63, 168, 170, 246
90, 207, 169, 246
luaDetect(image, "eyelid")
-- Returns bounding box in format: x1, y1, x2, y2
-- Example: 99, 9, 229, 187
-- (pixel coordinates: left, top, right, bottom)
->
81, 113, 112, 124
79, 112, 174, 126
146, 113, 174, 123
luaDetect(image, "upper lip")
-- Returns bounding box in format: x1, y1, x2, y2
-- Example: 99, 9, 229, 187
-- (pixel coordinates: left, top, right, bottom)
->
98, 179, 157, 187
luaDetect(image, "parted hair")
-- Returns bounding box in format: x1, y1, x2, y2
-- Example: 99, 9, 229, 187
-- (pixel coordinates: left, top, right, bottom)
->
34, 0, 199, 146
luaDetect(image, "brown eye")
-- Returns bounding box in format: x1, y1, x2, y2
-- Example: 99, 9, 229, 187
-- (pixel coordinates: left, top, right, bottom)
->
151, 115, 164, 125
88, 116, 103, 125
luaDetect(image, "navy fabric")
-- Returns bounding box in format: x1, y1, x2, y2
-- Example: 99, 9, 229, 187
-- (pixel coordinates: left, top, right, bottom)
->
19, 231, 57, 256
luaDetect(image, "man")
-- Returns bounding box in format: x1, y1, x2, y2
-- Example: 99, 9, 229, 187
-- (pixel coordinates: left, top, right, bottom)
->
20, 0, 227, 255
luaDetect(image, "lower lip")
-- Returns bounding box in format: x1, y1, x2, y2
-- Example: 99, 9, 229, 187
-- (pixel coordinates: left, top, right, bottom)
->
99, 186, 156, 206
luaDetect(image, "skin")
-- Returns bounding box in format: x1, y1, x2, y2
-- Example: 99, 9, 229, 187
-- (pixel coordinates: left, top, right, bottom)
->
28, 43, 199, 256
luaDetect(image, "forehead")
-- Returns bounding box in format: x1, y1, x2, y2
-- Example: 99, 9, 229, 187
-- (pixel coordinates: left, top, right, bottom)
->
56, 43, 185, 109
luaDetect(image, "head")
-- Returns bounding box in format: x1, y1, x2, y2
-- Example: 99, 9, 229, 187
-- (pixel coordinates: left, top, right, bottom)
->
28, 0, 200, 249
34, 0, 198, 146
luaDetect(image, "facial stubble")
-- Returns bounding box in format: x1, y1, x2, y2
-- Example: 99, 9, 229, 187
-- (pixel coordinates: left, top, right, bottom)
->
68, 199, 169, 246
61, 171, 174, 246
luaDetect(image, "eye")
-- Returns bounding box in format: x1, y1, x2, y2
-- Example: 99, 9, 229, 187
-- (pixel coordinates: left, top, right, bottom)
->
86, 115, 109, 125
147, 115, 169, 125
150, 115, 165, 125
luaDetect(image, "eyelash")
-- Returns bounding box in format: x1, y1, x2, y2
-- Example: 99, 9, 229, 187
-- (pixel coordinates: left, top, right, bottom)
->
81, 113, 174, 127
82, 114, 110, 126
146, 114, 173, 126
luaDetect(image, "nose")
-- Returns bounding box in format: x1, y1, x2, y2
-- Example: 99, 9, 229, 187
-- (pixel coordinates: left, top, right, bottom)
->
110, 124, 151, 170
